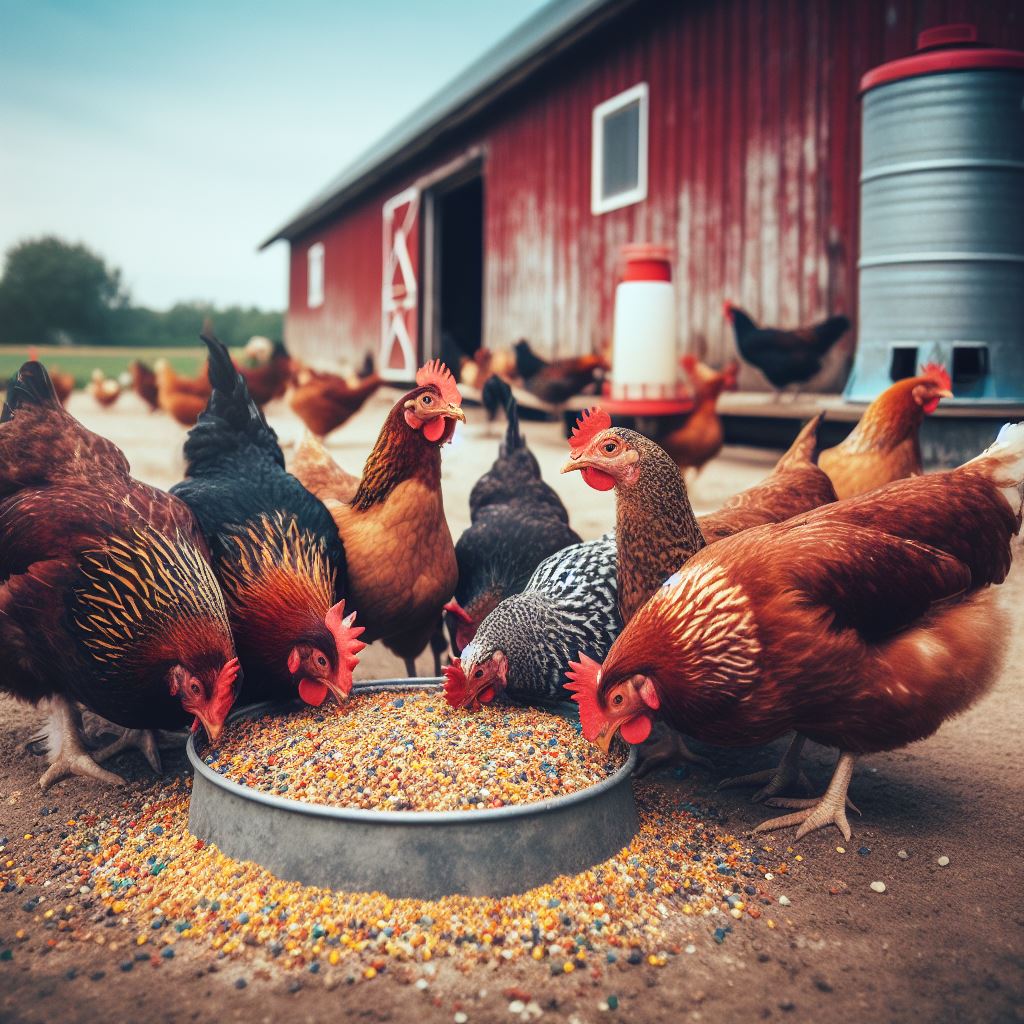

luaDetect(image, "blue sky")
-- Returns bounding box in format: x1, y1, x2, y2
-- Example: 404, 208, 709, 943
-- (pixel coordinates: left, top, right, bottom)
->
0, 0, 548, 309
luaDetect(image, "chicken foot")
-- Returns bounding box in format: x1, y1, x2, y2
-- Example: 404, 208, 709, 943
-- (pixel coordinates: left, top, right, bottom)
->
717, 734, 811, 802
633, 722, 713, 778
753, 751, 860, 840
90, 728, 163, 775
36, 697, 125, 792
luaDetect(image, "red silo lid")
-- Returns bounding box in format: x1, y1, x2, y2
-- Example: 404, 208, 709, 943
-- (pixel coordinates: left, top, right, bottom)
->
861, 24, 1024, 93
620, 244, 672, 282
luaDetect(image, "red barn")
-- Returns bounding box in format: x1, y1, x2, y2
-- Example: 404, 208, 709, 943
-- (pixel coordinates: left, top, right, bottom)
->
261, 0, 1023, 391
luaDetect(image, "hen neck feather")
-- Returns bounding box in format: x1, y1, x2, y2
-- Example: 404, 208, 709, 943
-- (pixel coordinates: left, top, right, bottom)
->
842, 381, 925, 453
351, 402, 441, 511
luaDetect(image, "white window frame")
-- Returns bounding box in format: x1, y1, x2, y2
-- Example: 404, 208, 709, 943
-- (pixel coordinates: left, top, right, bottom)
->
307, 241, 325, 308
591, 81, 649, 216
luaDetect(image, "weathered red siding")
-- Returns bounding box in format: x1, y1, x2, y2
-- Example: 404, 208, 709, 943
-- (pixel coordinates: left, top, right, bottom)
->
284, 0, 1024, 390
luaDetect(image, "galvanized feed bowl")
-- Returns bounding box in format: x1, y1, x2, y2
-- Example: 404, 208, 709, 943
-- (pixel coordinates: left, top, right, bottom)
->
187, 679, 639, 899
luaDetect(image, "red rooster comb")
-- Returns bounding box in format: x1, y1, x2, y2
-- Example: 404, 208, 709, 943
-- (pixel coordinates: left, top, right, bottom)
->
442, 657, 472, 709
325, 600, 367, 695
444, 599, 473, 625
920, 363, 952, 393
680, 353, 699, 373
209, 656, 241, 727
565, 653, 605, 742
722, 299, 735, 321
416, 359, 462, 406
570, 407, 612, 451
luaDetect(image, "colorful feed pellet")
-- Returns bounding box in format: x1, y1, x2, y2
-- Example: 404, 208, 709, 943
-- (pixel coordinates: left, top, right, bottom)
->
0, 775, 777, 974
203, 693, 626, 811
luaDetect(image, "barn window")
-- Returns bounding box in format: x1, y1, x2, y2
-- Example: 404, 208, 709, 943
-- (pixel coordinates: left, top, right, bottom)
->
307, 242, 325, 308
591, 82, 649, 215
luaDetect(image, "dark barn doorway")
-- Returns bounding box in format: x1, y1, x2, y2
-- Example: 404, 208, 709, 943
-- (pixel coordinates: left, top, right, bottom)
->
425, 170, 484, 371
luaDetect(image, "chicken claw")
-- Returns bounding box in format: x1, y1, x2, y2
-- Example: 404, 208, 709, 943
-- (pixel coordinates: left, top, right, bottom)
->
753, 752, 859, 840
718, 734, 810, 802
634, 723, 713, 778
92, 728, 163, 775
36, 697, 125, 792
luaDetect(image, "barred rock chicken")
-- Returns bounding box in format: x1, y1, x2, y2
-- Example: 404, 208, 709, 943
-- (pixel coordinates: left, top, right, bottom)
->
818, 365, 952, 499
513, 339, 607, 406
0, 362, 240, 789
725, 302, 850, 396
88, 368, 121, 408
568, 423, 1024, 839
129, 359, 160, 412
445, 376, 579, 654
562, 407, 836, 623
661, 355, 739, 479
289, 365, 382, 439
289, 360, 466, 677
443, 533, 620, 710
156, 358, 212, 427
171, 335, 363, 708
238, 340, 292, 408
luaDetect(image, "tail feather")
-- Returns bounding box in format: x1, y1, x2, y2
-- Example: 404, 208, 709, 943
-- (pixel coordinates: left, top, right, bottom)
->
966, 421, 1024, 518
812, 315, 851, 354
483, 375, 523, 452
3, 362, 61, 421
774, 413, 824, 473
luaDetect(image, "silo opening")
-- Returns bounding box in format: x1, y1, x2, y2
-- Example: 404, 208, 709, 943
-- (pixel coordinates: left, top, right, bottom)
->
890, 347, 919, 381
952, 346, 989, 391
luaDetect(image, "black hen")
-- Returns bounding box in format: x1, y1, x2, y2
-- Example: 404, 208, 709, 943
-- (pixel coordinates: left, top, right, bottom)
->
171, 334, 364, 709
445, 376, 580, 654
725, 302, 850, 393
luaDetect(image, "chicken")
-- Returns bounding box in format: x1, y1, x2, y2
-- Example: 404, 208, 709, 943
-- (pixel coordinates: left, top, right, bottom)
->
562, 407, 836, 623
445, 375, 580, 654
171, 334, 363, 708
442, 533, 620, 710
48, 368, 75, 406
458, 348, 493, 391
87, 368, 121, 408
724, 301, 850, 396
156, 358, 212, 427
129, 359, 160, 412
513, 339, 607, 406
818, 365, 952, 499
0, 361, 240, 789
288, 366, 382, 439
289, 360, 466, 677
661, 355, 739, 479
238, 340, 293, 408
567, 422, 1024, 839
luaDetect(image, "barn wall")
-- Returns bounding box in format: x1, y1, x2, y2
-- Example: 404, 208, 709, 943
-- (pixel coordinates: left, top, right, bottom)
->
284, 0, 1024, 390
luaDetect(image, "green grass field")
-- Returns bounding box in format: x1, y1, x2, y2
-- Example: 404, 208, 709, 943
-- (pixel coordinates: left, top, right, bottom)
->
0, 344, 241, 387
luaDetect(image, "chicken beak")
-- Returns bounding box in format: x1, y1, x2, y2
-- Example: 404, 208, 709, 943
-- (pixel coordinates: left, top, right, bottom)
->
938, 389, 954, 400
594, 724, 614, 754
560, 454, 583, 475
448, 404, 467, 423
196, 715, 223, 744
325, 679, 352, 708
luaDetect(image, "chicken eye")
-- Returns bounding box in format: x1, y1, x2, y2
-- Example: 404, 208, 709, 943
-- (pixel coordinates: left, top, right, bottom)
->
474, 669, 484, 679
190, 683, 201, 696
422, 394, 433, 405
603, 442, 617, 454
316, 655, 327, 668
612, 693, 624, 705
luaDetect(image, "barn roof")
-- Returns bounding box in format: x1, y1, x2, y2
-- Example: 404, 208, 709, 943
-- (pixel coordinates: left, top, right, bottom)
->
259, 0, 633, 249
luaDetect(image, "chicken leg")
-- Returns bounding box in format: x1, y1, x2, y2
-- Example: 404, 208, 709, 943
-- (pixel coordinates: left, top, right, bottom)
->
634, 723, 713, 777
717, 734, 811, 802
36, 697, 125, 791
78, 710, 164, 773
753, 751, 860, 840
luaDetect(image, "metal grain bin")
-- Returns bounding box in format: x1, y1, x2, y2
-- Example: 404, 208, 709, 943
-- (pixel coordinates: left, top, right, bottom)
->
847, 24, 1024, 402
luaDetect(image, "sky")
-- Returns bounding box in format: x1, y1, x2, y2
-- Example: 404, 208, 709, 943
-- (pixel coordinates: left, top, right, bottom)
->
0, 0, 549, 310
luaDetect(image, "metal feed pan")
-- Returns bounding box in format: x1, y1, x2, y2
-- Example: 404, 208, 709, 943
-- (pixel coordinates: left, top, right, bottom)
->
187, 680, 639, 899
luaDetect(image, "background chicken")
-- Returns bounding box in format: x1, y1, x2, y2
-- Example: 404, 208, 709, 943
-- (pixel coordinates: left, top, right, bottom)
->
563, 407, 836, 623
513, 338, 606, 406
0, 361, 240, 789
87, 368, 121, 408
288, 364, 382, 439
47, 368, 75, 406
129, 359, 160, 411
237, 339, 293, 408
289, 360, 465, 677
724, 301, 850, 397
156, 357, 212, 427
568, 422, 1024, 839
445, 375, 580, 653
443, 532, 620, 710
818, 365, 952, 499
660, 354, 739, 480
171, 334, 363, 708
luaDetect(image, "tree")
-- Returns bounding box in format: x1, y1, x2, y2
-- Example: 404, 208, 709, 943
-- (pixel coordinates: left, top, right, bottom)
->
0, 236, 129, 344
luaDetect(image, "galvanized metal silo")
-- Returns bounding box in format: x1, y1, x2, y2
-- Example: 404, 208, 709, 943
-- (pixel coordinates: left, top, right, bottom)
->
847, 25, 1024, 402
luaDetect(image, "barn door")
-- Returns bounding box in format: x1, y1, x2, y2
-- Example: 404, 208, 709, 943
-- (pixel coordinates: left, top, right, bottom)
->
380, 187, 420, 380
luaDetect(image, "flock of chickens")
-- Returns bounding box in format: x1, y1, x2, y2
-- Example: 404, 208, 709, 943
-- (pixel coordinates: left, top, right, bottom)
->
1, 312, 1020, 843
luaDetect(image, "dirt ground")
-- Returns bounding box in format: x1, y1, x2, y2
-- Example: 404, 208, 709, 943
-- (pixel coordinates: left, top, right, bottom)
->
1, 389, 1022, 1024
